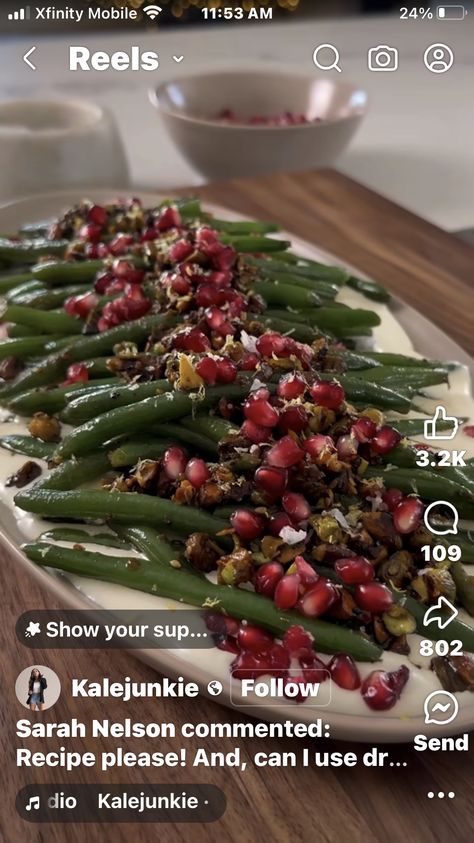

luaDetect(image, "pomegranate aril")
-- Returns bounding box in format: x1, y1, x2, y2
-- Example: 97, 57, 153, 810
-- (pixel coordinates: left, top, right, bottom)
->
240, 419, 270, 445
253, 561, 284, 598
283, 675, 310, 703
244, 396, 279, 428
230, 509, 266, 541
361, 665, 409, 711
328, 654, 361, 690
108, 234, 134, 257
277, 372, 307, 400
354, 582, 394, 614
237, 624, 273, 654
94, 271, 114, 294
185, 457, 210, 489
282, 624, 314, 656
371, 425, 402, 455
217, 636, 240, 655
240, 352, 259, 371
293, 556, 318, 588
310, 379, 345, 410
392, 497, 423, 534
113, 259, 145, 284
155, 205, 181, 231
231, 651, 271, 680
268, 511, 293, 537
195, 284, 223, 308
79, 223, 102, 243
304, 434, 336, 460
278, 405, 308, 434
256, 332, 289, 358
195, 356, 219, 386
268, 643, 291, 675
336, 434, 359, 461
173, 329, 211, 353
299, 652, 329, 683
170, 274, 191, 295
87, 204, 108, 226
207, 270, 233, 288
300, 579, 338, 617
254, 465, 287, 497
382, 487, 404, 512
64, 292, 99, 319
334, 556, 374, 585
274, 573, 301, 610
266, 435, 304, 468
62, 362, 89, 386
169, 239, 193, 262
216, 358, 237, 384
162, 446, 187, 480
205, 306, 234, 337
351, 416, 377, 443
282, 491, 311, 523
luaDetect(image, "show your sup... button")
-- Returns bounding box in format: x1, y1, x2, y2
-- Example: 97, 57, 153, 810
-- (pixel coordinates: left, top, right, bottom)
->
17, 784, 226, 823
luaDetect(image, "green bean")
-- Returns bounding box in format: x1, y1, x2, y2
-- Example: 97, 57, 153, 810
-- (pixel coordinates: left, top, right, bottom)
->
32, 259, 106, 285
38, 527, 132, 550
108, 438, 173, 468
247, 256, 349, 284
0, 272, 34, 294
39, 452, 111, 491
261, 315, 328, 344
210, 219, 279, 234
318, 373, 413, 412
5, 279, 46, 303
368, 352, 448, 368
179, 415, 238, 444
62, 379, 171, 424
393, 417, 467, 437
4, 324, 39, 338
0, 237, 68, 264
380, 445, 474, 498
10, 283, 89, 310
7, 379, 118, 415
55, 383, 251, 460
347, 276, 391, 303
153, 424, 218, 457
221, 235, 290, 253
15, 488, 229, 536
0, 435, 55, 460
364, 466, 474, 516
0, 335, 62, 361
0, 314, 176, 400
24, 541, 381, 661
355, 366, 448, 386
253, 280, 321, 309
302, 307, 381, 332
451, 562, 474, 616
113, 524, 184, 567
256, 270, 339, 298
1, 303, 83, 335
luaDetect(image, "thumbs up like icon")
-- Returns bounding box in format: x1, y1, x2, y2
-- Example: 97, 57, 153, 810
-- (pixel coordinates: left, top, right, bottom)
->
424, 405, 459, 440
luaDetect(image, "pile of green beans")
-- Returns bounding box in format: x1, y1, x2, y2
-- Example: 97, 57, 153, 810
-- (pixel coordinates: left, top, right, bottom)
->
0, 196, 472, 673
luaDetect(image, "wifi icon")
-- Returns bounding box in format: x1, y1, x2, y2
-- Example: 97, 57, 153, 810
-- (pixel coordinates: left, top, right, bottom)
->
143, 4, 163, 19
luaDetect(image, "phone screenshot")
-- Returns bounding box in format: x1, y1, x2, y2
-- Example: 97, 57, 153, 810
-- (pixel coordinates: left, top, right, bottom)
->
1, 2, 473, 842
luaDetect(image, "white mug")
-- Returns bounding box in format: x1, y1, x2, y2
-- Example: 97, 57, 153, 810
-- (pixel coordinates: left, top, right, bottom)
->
0, 98, 129, 201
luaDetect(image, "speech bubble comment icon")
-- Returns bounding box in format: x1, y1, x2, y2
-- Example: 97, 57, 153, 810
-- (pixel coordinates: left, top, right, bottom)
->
424, 690, 459, 725
423, 500, 459, 536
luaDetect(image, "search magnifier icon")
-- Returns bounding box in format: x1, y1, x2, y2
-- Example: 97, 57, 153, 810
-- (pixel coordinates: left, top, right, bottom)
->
313, 44, 342, 73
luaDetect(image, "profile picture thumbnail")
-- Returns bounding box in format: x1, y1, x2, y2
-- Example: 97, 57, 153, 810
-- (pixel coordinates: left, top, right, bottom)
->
15, 665, 61, 712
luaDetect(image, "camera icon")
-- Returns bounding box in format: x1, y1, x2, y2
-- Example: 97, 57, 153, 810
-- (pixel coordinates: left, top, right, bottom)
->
368, 45, 398, 72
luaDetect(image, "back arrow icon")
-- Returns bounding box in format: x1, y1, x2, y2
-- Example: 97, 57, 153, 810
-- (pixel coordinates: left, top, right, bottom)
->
23, 47, 37, 70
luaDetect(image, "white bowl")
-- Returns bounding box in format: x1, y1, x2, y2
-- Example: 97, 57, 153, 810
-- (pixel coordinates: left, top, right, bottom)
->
150, 69, 368, 180
0, 98, 129, 201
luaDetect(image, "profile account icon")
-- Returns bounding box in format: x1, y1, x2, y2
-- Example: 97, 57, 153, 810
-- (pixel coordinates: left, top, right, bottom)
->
424, 43, 454, 74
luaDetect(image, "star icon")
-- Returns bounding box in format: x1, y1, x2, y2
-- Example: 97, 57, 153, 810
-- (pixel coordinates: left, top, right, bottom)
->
25, 621, 41, 638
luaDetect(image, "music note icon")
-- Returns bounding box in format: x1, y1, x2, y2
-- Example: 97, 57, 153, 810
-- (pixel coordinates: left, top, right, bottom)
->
25, 795, 40, 811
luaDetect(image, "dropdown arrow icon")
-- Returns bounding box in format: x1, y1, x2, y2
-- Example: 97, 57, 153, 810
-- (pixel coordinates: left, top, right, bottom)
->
172, 55, 184, 63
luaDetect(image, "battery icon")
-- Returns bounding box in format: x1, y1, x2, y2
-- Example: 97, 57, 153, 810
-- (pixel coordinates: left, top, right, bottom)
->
437, 5, 466, 18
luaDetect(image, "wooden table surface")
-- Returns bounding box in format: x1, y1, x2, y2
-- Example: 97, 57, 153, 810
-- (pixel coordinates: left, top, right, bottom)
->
1, 169, 473, 843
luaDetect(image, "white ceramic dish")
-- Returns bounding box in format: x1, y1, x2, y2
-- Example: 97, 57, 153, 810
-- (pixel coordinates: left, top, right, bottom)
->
150, 69, 368, 180
1, 190, 473, 743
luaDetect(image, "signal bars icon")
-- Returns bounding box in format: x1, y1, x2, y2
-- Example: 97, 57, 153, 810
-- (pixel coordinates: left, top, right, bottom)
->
8, 6, 30, 19
143, 5, 163, 20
